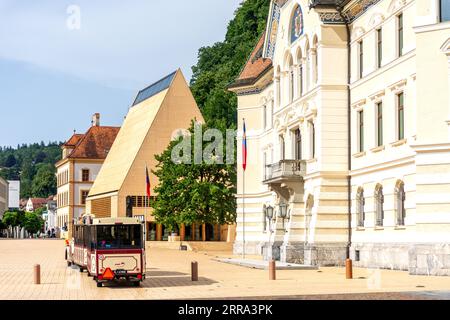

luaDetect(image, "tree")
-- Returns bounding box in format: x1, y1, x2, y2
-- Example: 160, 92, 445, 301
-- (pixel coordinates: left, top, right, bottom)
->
190, 0, 271, 126
0, 219, 6, 231
31, 164, 56, 198
2, 210, 26, 228
4, 154, 17, 167
23, 212, 44, 235
151, 121, 236, 232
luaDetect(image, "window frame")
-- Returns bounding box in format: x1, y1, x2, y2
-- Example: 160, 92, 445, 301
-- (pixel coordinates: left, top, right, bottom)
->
376, 28, 382, 68
358, 40, 364, 79
396, 183, 406, 226
397, 92, 405, 140
375, 186, 384, 227
80, 190, 89, 205
81, 169, 90, 182
397, 13, 404, 57
358, 109, 364, 152
356, 189, 365, 227
376, 101, 383, 147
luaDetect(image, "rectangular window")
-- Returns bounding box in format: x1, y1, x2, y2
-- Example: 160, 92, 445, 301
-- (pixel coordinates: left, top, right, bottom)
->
398, 14, 404, 57
358, 110, 364, 152
441, 0, 450, 22
376, 102, 383, 146
377, 28, 382, 68
398, 93, 405, 140
295, 129, 302, 160
82, 169, 90, 182
81, 190, 89, 205
358, 41, 364, 79
310, 122, 316, 159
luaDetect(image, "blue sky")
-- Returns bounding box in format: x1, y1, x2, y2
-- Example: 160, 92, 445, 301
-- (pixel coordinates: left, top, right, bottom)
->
0, 0, 242, 147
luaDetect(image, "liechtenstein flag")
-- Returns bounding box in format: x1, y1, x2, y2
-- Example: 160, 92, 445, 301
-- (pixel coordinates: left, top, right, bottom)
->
242, 119, 247, 171
145, 164, 151, 198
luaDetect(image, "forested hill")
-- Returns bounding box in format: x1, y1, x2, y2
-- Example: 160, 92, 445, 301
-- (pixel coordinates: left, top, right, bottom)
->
190, 0, 271, 127
0, 142, 62, 199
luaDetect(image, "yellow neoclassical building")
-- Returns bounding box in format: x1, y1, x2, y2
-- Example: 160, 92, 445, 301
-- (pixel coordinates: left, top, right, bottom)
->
229, 0, 450, 275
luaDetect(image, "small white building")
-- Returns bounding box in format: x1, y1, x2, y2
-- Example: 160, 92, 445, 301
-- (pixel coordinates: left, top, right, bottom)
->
7, 180, 20, 209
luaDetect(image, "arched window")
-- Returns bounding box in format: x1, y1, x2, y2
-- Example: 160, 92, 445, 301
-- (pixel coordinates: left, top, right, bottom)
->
395, 182, 406, 226
375, 185, 384, 227
297, 48, 303, 97
288, 55, 294, 103
305, 41, 310, 91
290, 5, 304, 44
356, 188, 365, 227
312, 36, 319, 85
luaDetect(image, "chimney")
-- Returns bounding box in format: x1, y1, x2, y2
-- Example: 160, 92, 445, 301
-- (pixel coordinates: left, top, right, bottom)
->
92, 113, 100, 126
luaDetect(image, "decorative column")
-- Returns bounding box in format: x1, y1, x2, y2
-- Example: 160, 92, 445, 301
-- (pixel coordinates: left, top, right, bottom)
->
310, 48, 317, 87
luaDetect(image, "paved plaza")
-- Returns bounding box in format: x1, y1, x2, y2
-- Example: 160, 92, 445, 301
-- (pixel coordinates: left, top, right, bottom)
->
0, 239, 450, 300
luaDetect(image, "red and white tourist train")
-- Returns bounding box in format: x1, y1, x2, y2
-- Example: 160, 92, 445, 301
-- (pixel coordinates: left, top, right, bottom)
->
65, 217, 146, 287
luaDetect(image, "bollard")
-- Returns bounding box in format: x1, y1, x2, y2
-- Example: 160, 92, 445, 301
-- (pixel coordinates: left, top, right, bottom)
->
346, 259, 353, 279
34, 264, 41, 285
269, 259, 276, 280
191, 261, 198, 281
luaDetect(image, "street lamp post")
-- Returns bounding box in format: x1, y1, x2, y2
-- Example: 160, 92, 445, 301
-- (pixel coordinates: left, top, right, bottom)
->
266, 205, 274, 233
278, 203, 288, 229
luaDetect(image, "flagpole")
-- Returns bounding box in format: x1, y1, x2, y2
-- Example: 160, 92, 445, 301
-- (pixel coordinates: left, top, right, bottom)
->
242, 118, 246, 260
243, 166, 246, 260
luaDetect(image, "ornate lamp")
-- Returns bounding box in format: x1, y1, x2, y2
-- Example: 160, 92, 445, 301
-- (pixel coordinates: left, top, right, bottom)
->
266, 205, 274, 220
278, 203, 288, 219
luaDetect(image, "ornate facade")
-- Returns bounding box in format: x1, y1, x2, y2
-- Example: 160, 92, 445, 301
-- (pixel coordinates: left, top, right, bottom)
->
229, 0, 450, 275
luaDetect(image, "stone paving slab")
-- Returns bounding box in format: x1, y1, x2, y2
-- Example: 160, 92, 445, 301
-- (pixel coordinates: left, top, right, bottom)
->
1, 239, 450, 300
215, 258, 318, 270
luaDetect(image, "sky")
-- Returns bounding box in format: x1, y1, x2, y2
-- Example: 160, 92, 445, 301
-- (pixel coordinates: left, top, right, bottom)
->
0, 0, 242, 148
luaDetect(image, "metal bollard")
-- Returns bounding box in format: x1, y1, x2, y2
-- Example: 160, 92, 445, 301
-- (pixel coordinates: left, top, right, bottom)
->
346, 259, 353, 279
191, 261, 198, 281
269, 259, 276, 280
34, 264, 41, 285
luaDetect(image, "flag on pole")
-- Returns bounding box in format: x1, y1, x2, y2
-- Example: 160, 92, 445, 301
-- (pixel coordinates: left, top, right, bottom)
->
242, 118, 247, 171
145, 164, 151, 198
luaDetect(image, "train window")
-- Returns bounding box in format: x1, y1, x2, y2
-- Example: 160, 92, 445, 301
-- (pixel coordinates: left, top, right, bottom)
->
95, 225, 142, 249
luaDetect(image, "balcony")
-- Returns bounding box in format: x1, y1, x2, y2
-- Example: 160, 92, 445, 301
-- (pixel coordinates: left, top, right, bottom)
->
263, 160, 306, 184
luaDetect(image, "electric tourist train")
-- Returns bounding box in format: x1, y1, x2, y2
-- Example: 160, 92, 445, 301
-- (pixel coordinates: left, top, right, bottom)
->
65, 216, 146, 287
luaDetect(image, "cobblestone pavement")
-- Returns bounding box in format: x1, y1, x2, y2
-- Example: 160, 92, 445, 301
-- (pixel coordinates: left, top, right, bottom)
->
0, 239, 449, 300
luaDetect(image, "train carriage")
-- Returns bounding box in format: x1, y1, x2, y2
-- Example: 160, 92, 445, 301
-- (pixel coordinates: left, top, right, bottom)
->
66, 217, 146, 287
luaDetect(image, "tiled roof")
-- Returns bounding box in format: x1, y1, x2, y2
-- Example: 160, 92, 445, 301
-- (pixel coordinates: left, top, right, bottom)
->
63, 134, 84, 147
67, 126, 120, 159
229, 33, 272, 88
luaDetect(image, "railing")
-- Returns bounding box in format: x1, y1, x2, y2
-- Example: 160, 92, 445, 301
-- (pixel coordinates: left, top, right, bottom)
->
264, 160, 306, 182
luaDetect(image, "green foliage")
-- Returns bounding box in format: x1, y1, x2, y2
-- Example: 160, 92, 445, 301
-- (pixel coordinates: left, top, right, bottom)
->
23, 212, 44, 234
151, 121, 237, 231
0, 142, 62, 198
31, 164, 57, 198
34, 207, 46, 217
0, 219, 6, 231
190, 0, 271, 127
2, 210, 26, 228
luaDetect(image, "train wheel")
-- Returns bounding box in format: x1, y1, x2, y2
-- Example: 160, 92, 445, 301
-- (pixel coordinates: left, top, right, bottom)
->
67, 261, 72, 267
96, 282, 102, 288
133, 281, 140, 287
79, 267, 83, 273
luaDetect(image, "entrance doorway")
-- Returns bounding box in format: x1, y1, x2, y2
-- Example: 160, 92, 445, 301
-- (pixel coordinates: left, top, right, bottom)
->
147, 222, 157, 241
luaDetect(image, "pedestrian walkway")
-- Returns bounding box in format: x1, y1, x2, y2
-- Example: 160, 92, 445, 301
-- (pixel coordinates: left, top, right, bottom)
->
215, 257, 318, 270
0, 239, 449, 300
